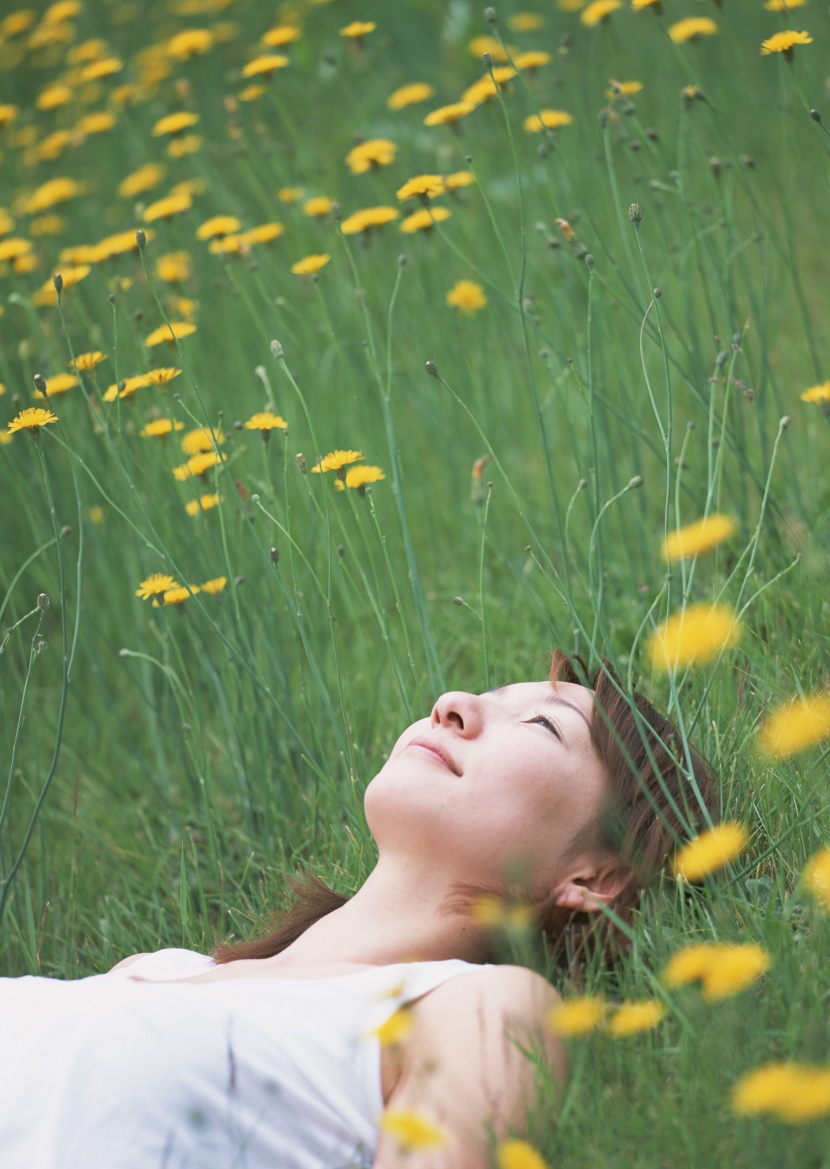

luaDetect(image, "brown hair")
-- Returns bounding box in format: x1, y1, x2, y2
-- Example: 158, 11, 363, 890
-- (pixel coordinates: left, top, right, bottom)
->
213, 651, 717, 968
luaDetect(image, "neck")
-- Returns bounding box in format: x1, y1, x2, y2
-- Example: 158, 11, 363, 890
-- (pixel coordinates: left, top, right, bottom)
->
270, 856, 489, 969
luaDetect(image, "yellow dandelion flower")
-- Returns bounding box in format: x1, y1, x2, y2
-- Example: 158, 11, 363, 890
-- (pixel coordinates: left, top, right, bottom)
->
608, 1000, 666, 1037
143, 192, 193, 223
75, 112, 117, 137
669, 17, 719, 43
340, 21, 376, 39
303, 196, 334, 217
0, 237, 32, 261
546, 996, 606, 1037
388, 82, 434, 110
649, 602, 740, 671
167, 28, 213, 59
239, 84, 266, 103
291, 254, 330, 276
244, 411, 288, 431
25, 177, 80, 215
760, 29, 813, 57
209, 235, 242, 255
463, 71, 516, 106
446, 279, 487, 316
508, 13, 545, 31
145, 322, 196, 347
79, 56, 124, 82
188, 451, 225, 477
140, 418, 184, 438
33, 266, 91, 307
340, 206, 399, 235
89, 505, 104, 524
632, 0, 662, 9
312, 449, 363, 473
424, 101, 476, 127
445, 170, 476, 191
36, 85, 74, 111
468, 36, 513, 62
197, 215, 241, 240
343, 465, 386, 491
69, 38, 109, 63
346, 138, 397, 175
1, 11, 36, 37
607, 79, 644, 99
181, 427, 224, 456
111, 375, 152, 400
278, 187, 305, 203
200, 576, 227, 595
241, 54, 289, 78
168, 134, 202, 158
732, 1063, 830, 1122
239, 223, 283, 245
661, 514, 736, 562
371, 1007, 414, 1047
135, 572, 178, 600
379, 1109, 447, 1151
185, 493, 222, 515
700, 944, 770, 1001
262, 24, 301, 47
757, 693, 830, 758
164, 585, 197, 606
800, 380, 830, 405
142, 367, 182, 388
396, 175, 445, 201
764, 0, 807, 9
469, 894, 533, 930
117, 164, 164, 201
672, 822, 749, 882
43, 0, 81, 23
401, 206, 451, 234
524, 109, 573, 132
156, 252, 192, 282
32, 215, 65, 237
35, 372, 78, 398
581, 0, 622, 25
802, 848, 830, 913
152, 111, 200, 137
496, 1139, 550, 1169
513, 50, 551, 71
7, 407, 59, 435
662, 942, 722, 989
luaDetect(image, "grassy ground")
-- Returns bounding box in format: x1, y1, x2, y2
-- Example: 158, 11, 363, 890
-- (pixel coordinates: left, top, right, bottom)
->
0, 0, 828, 1164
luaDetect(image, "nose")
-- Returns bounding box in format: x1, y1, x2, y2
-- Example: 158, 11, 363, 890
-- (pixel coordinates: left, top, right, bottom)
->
430, 691, 485, 737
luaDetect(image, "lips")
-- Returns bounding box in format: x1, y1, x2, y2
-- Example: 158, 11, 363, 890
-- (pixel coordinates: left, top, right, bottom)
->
405, 737, 460, 775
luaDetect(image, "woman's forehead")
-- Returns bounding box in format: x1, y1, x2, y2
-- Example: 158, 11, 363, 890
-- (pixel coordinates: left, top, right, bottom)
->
481, 679, 596, 719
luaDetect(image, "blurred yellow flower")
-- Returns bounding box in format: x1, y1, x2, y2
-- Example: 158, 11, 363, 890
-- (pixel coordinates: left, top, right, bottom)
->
143, 367, 182, 387
0, 237, 32, 261
312, 449, 363, 473
201, 576, 227, 594
291, 254, 330, 275
445, 170, 476, 191
278, 187, 306, 203
89, 505, 104, 524
43, 0, 80, 23
156, 252, 192, 282
649, 602, 740, 670
446, 279, 487, 316
469, 894, 533, 929
145, 322, 196, 347
136, 573, 178, 600
401, 207, 451, 234
378, 1109, 447, 1150
802, 848, 830, 912
340, 21, 376, 39
153, 111, 200, 136
800, 380, 830, 404
732, 1063, 830, 1122
672, 822, 749, 881
757, 693, 830, 757
113, 375, 152, 400
346, 138, 397, 174
34, 373, 78, 398
31, 214, 64, 238
424, 101, 475, 127
73, 351, 107, 371
140, 418, 184, 438
37, 85, 74, 111
581, 0, 622, 26
661, 514, 736, 561
239, 223, 283, 245
262, 24, 301, 47
764, 0, 807, 9
185, 493, 222, 515
175, 450, 226, 480
387, 82, 434, 110
244, 411, 288, 430
524, 109, 573, 132
664, 940, 770, 999
144, 192, 193, 223
167, 28, 213, 58
340, 206, 399, 234
607, 79, 643, 99
239, 85, 266, 103
119, 163, 165, 199
241, 54, 289, 77
181, 427, 224, 455
463, 70, 516, 106
669, 17, 718, 43
0, 105, 18, 128
76, 111, 117, 136
371, 1007, 413, 1047
546, 995, 606, 1036
607, 1000, 666, 1037
632, 0, 662, 8
197, 215, 241, 239
80, 56, 124, 82
168, 134, 202, 158
335, 465, 386, 492
468, 36, 513, 62
513, 51, 551, 70
303, 196, 334, 217
164, 585, 197, 605
396, 175, 445, 201
33, 266, 91, 307
26, 177, 80, 215
496, 1140, 550, 1169
508, 13, 545, 30
760, 29, 813, 56
7, 407, 59, 435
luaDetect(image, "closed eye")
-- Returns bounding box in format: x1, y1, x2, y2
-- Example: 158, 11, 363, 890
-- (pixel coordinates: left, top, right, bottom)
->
528, 712, 561, 740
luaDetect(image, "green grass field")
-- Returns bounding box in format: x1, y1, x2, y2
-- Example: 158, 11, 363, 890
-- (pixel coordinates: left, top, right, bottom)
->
1, 0, 828, 1163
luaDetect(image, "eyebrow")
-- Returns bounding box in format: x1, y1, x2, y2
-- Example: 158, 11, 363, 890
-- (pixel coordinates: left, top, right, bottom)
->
484, 685, 592, 737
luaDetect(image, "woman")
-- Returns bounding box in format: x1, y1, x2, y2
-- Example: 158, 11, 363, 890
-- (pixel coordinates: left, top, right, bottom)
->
0, 652, 714, 1169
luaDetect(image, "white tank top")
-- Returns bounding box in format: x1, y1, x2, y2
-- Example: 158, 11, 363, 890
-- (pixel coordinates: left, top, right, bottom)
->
0, 948, 487, 1169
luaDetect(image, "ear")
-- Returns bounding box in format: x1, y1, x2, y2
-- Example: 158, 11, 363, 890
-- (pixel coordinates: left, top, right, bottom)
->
549, 857, 629, 914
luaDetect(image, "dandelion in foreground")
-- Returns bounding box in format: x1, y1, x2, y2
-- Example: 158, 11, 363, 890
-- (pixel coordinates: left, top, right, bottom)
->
661, 514, 736, 562
401, 207, 451, 234
513, 51, 551, 71
197, 216, 241, 240
524, 110, 573, 132
7, 407, 59, 435
312, 450, 363, 474
244, 411, 288, 438
371, 1007, 413, 1047
672, 822, 749, 881
607, 1000, 666, 1037
73, 351, 107, 372
34, 373, 78, 398
378, 1109, 448, 1151
423, 101, 476, 127
757, 693, 830, 757
340, 21, 376, 40
396, 175, 445, 202
143, 367, 183, 388
145, 322, 197, 347
446, 280, 487, 316
303, 196, 334, 217
291, 254, 330, 276
662, 941, 770, 999
387, 82, 434, 110
496, 1139, 550, 1169
345, 138, 397, 175
546, 995, 606, 1037
802, 848, 830, 913
649, 602, 740, 670
760, 29, 813, 58
732, 1063, 830, 1122
800, 380, 830, 405
335, 465, 386, 493
262, 24, 301, 48
669, 17, 718, 43
469, 894, 533, 930
163, 585, 197, 606
200, 577, 227, 595
580, 0, 622, 26
136, 573, 178, 600
340, 207, 399, 235
241, 54, 289, 78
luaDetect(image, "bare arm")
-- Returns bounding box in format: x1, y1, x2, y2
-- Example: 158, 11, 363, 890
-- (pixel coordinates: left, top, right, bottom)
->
107, 953, 149, 972
374, 965, 568, 1169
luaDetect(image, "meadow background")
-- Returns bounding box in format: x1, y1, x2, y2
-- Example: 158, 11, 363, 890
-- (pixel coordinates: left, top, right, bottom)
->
0, 0, 828, 1164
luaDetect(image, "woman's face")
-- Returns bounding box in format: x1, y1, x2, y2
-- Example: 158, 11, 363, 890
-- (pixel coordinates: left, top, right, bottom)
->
364, 679, 609, 901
